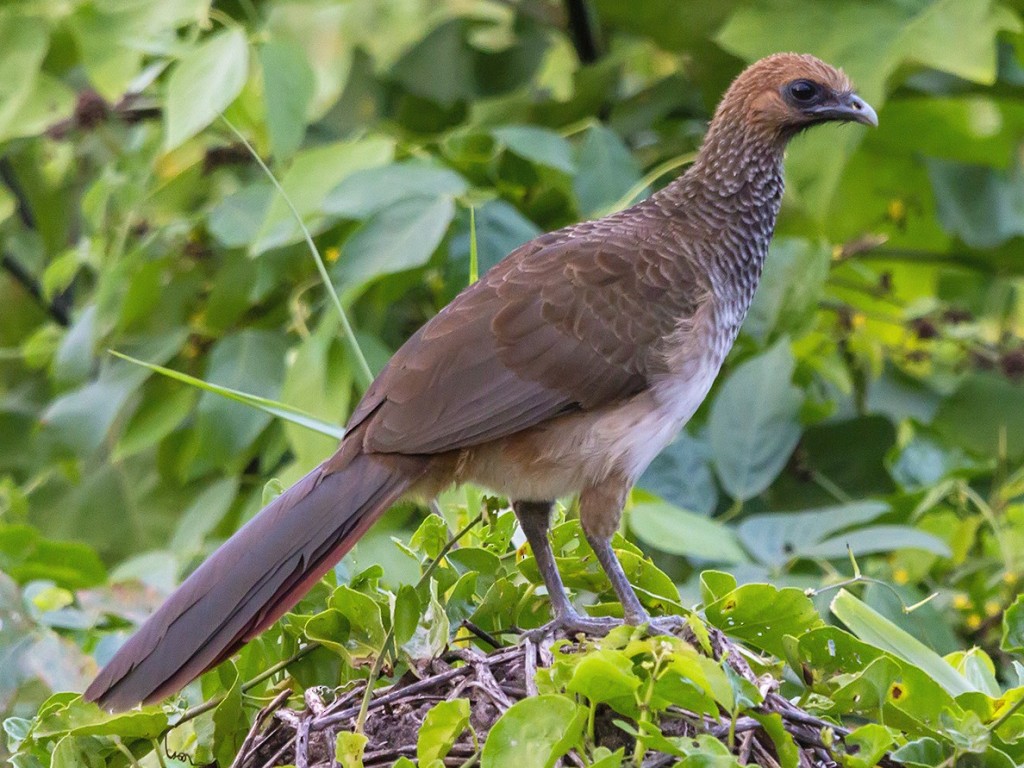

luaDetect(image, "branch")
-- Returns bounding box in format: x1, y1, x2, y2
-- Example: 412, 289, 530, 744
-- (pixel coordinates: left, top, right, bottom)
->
0, 253, 70, 326
0, 160, 72, 326
563, 0, 601, 64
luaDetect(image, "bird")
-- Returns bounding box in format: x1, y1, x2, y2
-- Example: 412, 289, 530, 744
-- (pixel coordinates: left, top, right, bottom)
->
85, 53, 877, 711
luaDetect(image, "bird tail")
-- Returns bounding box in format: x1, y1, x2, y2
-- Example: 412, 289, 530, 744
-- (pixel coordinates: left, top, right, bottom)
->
84, 449, 426, 712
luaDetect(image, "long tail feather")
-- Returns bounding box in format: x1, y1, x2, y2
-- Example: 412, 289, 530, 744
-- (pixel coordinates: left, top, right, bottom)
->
84, 451, 425, 711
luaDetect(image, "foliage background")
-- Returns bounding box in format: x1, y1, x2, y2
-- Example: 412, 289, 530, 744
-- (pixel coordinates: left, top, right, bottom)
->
6, 0, 1024, 765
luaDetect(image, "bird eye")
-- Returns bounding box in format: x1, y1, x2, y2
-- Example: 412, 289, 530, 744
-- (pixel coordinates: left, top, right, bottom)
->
787, 80, 820, 103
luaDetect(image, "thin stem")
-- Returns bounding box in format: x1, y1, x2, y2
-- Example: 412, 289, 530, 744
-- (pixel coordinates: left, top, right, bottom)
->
354, 513, 485, 732
173, 644, 317, 727
468, 206, 479, 284
598, 151, 698, 216
112, 736, 143, 768
989, 690, 1024, 733
220, 117, 374, 391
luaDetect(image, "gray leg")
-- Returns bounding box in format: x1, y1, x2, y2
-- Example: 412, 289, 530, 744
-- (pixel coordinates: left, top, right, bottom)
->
513, 501, 574, 618
579, 480, 685, 635
582, 529, 649, 625
513, 500, 618, 638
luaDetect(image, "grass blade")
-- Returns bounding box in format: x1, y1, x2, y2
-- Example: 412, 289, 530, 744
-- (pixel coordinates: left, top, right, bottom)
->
468, 205, 479, 284
220, 116, 374, 391
111, 350, 346, 440
830, 589, 976, 696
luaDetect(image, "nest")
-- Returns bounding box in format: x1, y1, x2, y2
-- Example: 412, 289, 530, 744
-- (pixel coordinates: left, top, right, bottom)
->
227, 629, 889, 768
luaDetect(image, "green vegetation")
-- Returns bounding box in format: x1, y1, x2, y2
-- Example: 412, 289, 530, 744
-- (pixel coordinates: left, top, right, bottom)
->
4, 0, 1024, 765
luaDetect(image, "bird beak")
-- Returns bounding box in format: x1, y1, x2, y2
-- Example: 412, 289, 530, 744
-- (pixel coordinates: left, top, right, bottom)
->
807, 92, 878, 127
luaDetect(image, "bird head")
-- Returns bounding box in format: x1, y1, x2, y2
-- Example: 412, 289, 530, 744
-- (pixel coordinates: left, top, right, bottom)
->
714, 53, 877, 144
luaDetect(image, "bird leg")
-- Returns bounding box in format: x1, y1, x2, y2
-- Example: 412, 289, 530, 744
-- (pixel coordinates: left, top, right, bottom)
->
513, 500, 618, 638
580, 480, 686, 636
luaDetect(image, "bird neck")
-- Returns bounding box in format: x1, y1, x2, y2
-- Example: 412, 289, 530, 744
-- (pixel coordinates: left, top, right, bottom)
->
651, 121, 787, 330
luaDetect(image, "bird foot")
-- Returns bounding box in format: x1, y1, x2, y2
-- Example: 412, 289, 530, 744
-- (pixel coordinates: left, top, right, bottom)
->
522, 612, 621, 642
642, 614, 688, 637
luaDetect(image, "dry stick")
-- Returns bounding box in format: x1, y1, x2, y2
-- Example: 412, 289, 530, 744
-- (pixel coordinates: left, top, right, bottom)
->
293, 719, 312, 768
230, 689, 293, 768
314, 666, 472, 731
172, 644, 318, 730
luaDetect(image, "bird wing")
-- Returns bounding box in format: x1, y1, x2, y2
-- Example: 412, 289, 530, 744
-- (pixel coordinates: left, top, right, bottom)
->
348, 215, 705, 455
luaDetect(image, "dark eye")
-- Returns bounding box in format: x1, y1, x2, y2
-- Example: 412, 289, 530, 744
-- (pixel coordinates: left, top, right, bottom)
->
788, 80, 820, 103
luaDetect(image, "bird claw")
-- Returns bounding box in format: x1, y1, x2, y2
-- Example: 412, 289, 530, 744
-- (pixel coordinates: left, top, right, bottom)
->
522, 612, 689, 643
643, 614, 688, 637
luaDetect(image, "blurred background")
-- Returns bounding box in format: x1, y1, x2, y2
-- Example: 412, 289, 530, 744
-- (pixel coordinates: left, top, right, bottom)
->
3, 0, 1024, 737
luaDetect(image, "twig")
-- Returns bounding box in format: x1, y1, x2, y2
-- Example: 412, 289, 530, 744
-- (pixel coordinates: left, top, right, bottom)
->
0, 253, 71, 326
230, 689, 292, 768
173, 644, 317, 729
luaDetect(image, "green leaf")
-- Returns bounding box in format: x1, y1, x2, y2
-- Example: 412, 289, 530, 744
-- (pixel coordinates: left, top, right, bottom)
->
628, 494, 747, 564
892, 737, 949, 767
745, 238, 830, 342
709, 339, 803, 500
932, 373, 1024, 461
736, 501, 887, 566
704, 582, 822, 657
946, 648, 1000, 698
0, 525, 106, 589
409, 514, 449, 561
573, 125, 642, 216
260, 40, 314, 160
752, 713, 799, 768
831, 656, 902, 714
830, 589, 975, 697
928, 159, 1024, 249
210, 662, 244, 768
114, 377, 197, 461
251, 136, 395, 254
493, 126, 575, 174
1002, 594, 1024, 654
304, 591, 386, 666
165, 28, 250, 149
0, 11, 74, 142
393, 584, 421, 646
565, 649, 642, 707
279, 318, 352, 472
391, 20, 475, 106
33, 697, 167, 739
638, 431, 718, 516
335, 195, 455, 294
186, 330, 287, 474
417, 698, 470, 765
168, 477, 239, 556
699, 571, 737, 605
335, 731, 368, 768
323, 162, 468, 219
794, 627, 959, 729
801, 525, 951, 560
481, 695, 585, 768
43, 334, 185, 454
451, 198, 540, 273
842, 724, 897, 768
402, 581, 450, 660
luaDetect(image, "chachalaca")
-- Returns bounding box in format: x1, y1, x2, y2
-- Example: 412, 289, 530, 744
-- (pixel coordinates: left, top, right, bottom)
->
86, 53, 877, 711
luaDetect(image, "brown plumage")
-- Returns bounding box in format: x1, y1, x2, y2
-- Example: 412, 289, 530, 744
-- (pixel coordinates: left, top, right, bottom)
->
85, 53, 876, 711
